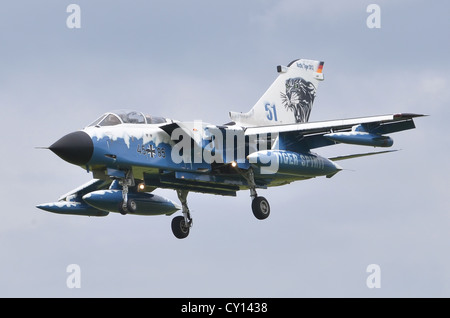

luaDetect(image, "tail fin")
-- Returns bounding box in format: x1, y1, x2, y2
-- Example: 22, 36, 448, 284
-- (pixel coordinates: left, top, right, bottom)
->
229, 59, 324, 127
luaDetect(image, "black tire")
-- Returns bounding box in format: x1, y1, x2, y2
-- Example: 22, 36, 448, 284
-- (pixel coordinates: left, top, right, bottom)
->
127, 199, 137, 213
118, 200, 136, 215
171, 216, 190, 239
252, 196, 270, 220
118, 202, 128, 215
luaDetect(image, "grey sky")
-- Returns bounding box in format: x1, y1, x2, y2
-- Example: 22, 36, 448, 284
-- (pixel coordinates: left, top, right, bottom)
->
0, 0, 448, 297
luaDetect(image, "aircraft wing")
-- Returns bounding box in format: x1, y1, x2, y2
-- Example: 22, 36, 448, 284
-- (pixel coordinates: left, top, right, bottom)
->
244, 113, 425, 150
37, 179, 112, 216
57, 179, 112, 201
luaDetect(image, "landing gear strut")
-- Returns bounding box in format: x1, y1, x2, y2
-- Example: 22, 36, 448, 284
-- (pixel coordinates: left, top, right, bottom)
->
245, 168, 270, 220
172, 190, 193, 239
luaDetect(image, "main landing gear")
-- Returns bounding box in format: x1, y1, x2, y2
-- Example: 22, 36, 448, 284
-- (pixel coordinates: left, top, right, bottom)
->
112, 169, 269, 239
170, 168, 271, 239
171, 189, 193, 239
246, 168, 270, 220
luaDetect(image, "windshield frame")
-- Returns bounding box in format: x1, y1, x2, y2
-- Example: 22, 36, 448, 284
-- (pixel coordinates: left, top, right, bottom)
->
88, 109, 168, 127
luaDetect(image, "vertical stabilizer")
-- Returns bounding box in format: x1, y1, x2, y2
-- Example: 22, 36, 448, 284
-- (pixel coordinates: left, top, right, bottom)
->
229, 59, 324, 127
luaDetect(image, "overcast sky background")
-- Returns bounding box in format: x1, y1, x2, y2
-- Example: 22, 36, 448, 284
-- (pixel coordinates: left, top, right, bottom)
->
0, 0, 448, 297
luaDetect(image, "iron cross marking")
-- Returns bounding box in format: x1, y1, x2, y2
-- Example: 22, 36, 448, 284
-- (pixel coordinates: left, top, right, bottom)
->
146, 144, 156, 158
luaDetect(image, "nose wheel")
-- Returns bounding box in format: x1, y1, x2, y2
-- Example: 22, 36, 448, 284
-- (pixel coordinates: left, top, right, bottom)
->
115, 171, 136, 215
118, 198, 137, 215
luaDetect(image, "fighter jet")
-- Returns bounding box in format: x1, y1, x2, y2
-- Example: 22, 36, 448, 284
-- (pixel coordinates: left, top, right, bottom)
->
37, 58, 425, 239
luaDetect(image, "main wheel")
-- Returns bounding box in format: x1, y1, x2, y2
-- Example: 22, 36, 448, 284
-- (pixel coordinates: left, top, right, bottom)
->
252, 196, 270, 220
171, 216, 190, 239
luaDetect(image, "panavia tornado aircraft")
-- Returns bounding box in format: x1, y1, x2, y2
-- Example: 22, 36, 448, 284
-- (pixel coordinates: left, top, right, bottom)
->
37, 58, 425, 239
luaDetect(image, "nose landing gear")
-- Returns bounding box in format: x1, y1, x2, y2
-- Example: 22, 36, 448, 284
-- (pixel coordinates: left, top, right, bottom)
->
116, 171, 136, 215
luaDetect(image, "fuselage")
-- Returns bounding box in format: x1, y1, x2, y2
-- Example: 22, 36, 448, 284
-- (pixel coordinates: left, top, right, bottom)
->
49, 110, 341, 194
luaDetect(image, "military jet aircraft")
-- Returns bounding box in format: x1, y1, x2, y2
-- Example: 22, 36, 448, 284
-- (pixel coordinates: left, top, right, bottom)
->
37, 58, 425, 239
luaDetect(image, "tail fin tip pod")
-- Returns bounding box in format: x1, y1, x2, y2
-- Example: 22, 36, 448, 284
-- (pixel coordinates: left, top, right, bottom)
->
229, 59, 324, 127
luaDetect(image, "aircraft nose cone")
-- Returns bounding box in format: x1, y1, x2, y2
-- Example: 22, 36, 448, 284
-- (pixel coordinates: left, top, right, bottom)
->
49, 131, 93, 166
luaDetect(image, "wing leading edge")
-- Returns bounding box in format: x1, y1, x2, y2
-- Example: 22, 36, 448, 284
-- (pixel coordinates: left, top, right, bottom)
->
244, 113, 425, 150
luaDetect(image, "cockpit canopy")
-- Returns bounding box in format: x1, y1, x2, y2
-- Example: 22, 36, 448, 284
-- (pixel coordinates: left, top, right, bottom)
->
88, 109, 168, 127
